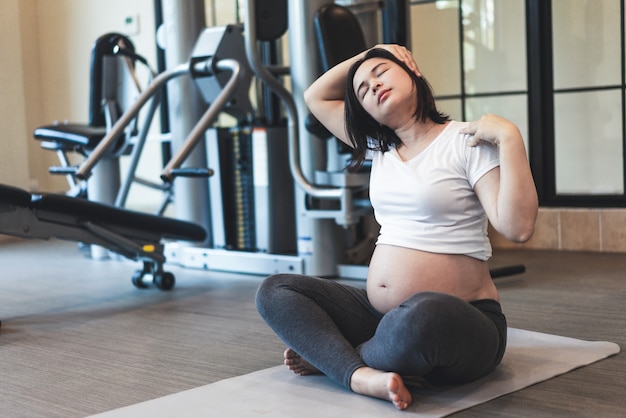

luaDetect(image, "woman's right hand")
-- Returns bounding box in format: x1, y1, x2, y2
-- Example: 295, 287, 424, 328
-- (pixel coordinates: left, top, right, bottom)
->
372, 44, 422, 77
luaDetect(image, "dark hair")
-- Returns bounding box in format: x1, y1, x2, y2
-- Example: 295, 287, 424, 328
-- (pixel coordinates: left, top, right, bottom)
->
344, 48, 449, 171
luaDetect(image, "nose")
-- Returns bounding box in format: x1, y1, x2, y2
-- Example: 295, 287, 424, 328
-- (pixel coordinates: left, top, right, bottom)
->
372, 81, 382, 94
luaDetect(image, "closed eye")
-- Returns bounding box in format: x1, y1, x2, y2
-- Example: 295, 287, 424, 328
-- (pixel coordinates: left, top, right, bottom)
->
356, 62, 390, 100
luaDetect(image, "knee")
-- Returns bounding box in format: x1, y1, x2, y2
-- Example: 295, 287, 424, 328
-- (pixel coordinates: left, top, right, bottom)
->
256, 274, 284, 302
396, 292, 461, 335
257, 272, 300, 291
255, 274, 297, 314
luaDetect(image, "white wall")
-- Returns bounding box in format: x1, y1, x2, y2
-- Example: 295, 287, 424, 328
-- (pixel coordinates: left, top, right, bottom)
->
0, 0, 40, 190
0, 0, 158, 194
36, 0, 159, 197
0, 0, 237, 204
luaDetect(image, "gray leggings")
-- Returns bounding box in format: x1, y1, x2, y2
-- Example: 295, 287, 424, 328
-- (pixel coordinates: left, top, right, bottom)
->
256, 274, 507, 390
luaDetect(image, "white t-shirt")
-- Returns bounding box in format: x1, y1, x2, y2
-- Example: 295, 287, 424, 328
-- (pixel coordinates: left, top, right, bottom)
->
369, 121, 499, 261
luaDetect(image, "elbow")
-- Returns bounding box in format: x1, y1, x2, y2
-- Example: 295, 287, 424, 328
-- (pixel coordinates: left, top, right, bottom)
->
303, 87, 314, 108
502, 218, 537, 243
508, 227, 535, 244
497, 197, 539, 243
493, 209, 538, 244
303, 88, 320, 117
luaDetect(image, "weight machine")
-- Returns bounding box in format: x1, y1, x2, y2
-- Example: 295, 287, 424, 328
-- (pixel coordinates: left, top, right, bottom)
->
51, 0, 382, 279
157, 0, 383, 278
26, 0, 524, 285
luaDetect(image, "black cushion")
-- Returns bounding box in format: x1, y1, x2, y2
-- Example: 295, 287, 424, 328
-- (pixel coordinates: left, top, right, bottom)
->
0, 182, 208, 243
30, 193, 207, 242
0, 184, 32, 207
314, 4, 368, 71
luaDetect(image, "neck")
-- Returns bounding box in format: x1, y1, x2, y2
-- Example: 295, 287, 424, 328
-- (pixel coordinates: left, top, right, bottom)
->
393, 119, 447, 161
397, 119, 440, 147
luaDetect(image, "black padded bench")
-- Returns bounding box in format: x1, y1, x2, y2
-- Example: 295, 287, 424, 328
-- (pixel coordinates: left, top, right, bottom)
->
0, 183, 206, 290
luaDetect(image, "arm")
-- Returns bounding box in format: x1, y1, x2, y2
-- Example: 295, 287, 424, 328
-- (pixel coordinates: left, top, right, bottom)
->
303, 44, 419, 147
464, 114, 538, 243
303, 52, 358, 146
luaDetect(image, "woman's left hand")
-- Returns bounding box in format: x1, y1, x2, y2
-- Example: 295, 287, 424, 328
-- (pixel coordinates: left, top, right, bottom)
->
461, 113, 519, 147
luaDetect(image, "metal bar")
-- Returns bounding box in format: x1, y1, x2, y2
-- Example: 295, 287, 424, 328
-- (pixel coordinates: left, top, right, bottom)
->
75, 63, 189, 180
115, 89, 163, 208
160, 59, 242, 182
242, 0, 343, 199
84, 221, 166, 264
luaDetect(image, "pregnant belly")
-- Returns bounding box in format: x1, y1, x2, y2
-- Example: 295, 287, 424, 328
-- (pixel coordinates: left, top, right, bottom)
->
366, 244, 498, 313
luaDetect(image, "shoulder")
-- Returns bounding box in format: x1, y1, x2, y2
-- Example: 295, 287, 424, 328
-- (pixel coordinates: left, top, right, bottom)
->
431, 120, 468, 146
439, 120, 498, 159
427, 120, 470, 159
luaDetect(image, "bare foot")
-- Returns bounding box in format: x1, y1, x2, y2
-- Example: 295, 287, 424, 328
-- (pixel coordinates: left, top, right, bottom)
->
283, 348, 321, 375
350, 367, 412, 410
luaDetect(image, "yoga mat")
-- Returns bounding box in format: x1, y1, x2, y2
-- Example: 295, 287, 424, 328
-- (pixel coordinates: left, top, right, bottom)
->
90, 328, 620, 417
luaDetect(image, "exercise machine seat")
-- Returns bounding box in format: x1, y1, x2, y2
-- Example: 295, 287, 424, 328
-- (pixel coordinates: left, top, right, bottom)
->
307, 4, 369, 143
33, 32, 145, 172
30, 193, 205, 242
35, 123, 108, 151
314, 3, 368, 71
0, 184, 32, 207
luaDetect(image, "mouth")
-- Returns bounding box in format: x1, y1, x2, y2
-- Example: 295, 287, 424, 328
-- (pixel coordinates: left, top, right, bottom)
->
378, 89, 390, 104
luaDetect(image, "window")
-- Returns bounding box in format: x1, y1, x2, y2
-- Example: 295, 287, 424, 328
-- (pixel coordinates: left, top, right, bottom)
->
411, 0, 528, 150
410, 0, 626, 207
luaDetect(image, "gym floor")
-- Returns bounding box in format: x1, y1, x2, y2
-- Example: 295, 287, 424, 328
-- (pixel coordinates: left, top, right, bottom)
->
0, 239, 624, 417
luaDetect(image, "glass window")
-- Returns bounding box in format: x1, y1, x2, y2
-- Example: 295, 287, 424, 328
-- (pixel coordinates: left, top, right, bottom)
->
554, 90, 624, 194
412, 0, 626, 206
552, 0, 621, 90
462, 0, 527, 94
411, 1, 461, 97
411, 0, 527, 117
552, 0, 624, 197
466, 95, 529, 150
437, 98, 463, 121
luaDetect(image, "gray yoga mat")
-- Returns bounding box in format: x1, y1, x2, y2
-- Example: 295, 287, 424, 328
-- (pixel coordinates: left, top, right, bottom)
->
90, 328, 620, 417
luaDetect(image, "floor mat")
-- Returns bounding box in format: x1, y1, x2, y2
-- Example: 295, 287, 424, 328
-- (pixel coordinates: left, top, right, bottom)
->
89, 328, 620, 417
